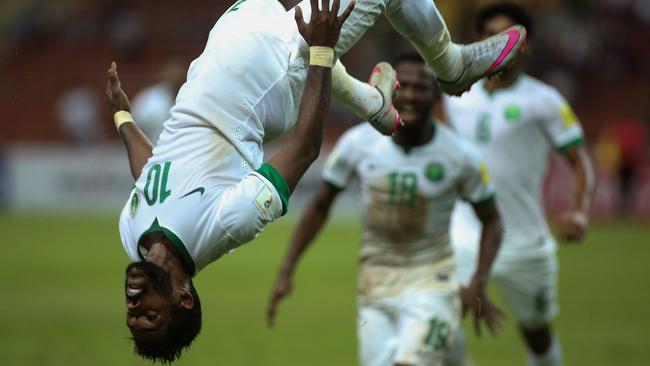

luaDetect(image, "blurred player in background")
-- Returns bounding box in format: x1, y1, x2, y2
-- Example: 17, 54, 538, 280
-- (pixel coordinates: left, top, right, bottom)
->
443, 4, 596, 366
131, 58, 186, 144
108, 0, 526, 362
268, 53, 504, 366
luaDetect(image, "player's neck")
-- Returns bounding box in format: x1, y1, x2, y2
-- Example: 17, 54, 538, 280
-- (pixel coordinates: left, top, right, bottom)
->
392, 120, 434, 148
146, 242, 192, 283
484, 69, 522, 92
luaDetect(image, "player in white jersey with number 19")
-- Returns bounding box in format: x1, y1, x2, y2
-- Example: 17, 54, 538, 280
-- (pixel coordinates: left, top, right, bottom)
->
443, 4, 596, 366
268, 53, 504, 366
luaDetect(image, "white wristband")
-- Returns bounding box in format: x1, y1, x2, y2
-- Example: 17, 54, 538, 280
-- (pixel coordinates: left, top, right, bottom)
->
114, 111, 135, 130
309, 46, 334, 68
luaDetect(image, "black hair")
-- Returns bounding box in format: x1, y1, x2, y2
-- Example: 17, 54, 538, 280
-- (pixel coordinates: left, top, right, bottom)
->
392, 51, 437, 86
132, 282, 202, 364
475, 2, 534, 39
393, 51, 426, 68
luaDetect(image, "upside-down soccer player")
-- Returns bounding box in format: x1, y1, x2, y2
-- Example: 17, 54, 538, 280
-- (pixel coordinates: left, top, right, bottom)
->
108, 0, 525, 362
267, 53, 504, 366
443, 4, 595, 366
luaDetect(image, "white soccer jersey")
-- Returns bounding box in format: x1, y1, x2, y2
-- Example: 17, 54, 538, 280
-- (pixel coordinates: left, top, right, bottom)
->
167, 0, 309, 169
443, 75, 585, 256
118, 130, 289, 275
323, 123, 494, 268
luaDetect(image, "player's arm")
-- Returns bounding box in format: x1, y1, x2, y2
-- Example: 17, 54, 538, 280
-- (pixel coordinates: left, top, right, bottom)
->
543, 95, 595, 242
266, 182, 341, 327
265, 0, 355, 192
464, 199, 504, 336
105, 62, 153, 180
557, 145, 595, 242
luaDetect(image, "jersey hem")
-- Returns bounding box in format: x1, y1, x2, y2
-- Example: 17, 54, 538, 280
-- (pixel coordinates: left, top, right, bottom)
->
256, 163, 290, 216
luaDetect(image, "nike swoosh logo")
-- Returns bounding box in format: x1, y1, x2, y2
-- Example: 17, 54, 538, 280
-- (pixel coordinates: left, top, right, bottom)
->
483, 27, 523, 77
179, 187, 205, 199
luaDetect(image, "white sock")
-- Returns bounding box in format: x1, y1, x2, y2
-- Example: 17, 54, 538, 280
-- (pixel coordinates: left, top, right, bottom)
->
527, 337, 563, 366
384, 1, 464, 82
420, 27, 464, 83
331, 60, 383, 119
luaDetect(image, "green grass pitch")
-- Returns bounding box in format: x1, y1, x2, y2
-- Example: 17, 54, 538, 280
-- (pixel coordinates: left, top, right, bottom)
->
1, 213, 648, 365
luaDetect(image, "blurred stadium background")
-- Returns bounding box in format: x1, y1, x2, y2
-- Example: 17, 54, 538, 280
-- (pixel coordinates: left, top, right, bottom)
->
1, 0, 649, 365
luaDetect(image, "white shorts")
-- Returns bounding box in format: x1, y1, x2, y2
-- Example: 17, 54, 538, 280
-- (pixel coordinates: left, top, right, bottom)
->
453, 241, 559, 329
358, 291, 461, 366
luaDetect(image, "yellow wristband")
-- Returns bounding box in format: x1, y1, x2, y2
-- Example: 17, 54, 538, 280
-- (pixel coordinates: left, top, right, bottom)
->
309, 46, 334, 68
114, 111, 135, 130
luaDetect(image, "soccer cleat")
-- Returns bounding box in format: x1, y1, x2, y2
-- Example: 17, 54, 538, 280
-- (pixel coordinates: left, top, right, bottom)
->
437, 25, 527, 96
367, 62, 402, 135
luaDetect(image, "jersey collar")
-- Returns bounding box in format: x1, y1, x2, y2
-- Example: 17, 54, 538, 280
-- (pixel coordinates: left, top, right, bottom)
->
392, 120, 436, 155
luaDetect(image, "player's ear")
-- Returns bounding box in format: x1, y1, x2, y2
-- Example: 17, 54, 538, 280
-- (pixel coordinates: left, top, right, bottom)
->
179, 291, 195, 310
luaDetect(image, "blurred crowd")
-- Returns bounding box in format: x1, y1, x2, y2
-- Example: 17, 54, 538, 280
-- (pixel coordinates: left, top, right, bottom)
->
1, 0, 649, 216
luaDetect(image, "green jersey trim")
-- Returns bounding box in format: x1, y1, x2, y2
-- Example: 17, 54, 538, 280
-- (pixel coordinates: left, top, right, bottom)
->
470, 194, 496, 207
323, 179, 344, 193
138, 218, 197, 276
557, 136, 585, 153
256, 163, 290, 216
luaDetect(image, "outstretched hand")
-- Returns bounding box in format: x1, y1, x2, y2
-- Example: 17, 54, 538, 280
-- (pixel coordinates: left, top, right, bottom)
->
294, 0, 355, 47
266, 273, 293, 328
105, 61, 131, 113
461, 280, 505, 337
556, 210, 588, 243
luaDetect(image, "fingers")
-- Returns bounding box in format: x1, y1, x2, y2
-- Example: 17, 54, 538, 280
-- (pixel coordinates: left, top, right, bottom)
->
107, 61, 120, 84
337, 0, 355, 26
331, 0, 340, 17
322, 0, 330, 14
294, 5, 306, 30
309, 0, 318, 14
267, 292, 280, 328
473, 309, 482, 338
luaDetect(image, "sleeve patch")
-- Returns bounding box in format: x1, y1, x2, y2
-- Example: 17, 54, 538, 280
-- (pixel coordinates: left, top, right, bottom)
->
560, 104, 578, 127
253, 185, 276, 220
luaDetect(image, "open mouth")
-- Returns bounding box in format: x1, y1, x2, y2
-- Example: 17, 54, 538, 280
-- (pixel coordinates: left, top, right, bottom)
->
126, 285, 144, 298
126, 267, 147, 298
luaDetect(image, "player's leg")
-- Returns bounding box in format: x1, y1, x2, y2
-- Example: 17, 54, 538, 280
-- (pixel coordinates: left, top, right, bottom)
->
294, 0, 526, 95
493, 253, 562, 366
332, 60, 400, 135
394, 291, 462, 366
358, 301, 398, 366
445, 209, 480, 366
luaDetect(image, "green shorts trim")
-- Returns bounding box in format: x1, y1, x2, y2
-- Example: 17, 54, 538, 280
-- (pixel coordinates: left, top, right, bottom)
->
557, 136, 585, 153
256, 163, 290, 216
138, 218, 197, 276
323, 179, 344, 193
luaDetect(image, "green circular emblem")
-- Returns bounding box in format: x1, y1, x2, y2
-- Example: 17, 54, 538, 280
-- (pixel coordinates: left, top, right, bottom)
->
425, 163, 445, 182
504, 105, 522, 121
130, 192, 139, 218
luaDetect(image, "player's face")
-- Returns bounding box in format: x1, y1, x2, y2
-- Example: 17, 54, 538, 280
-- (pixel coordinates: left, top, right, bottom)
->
481, 15, 516, 39
125, 262, 174, 338
394, 61, 436, 127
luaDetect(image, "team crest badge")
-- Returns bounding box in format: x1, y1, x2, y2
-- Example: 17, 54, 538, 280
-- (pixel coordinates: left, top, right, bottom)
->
130, 192, 139, 218
425, 163, 445, 182
504, 104, 521, 121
